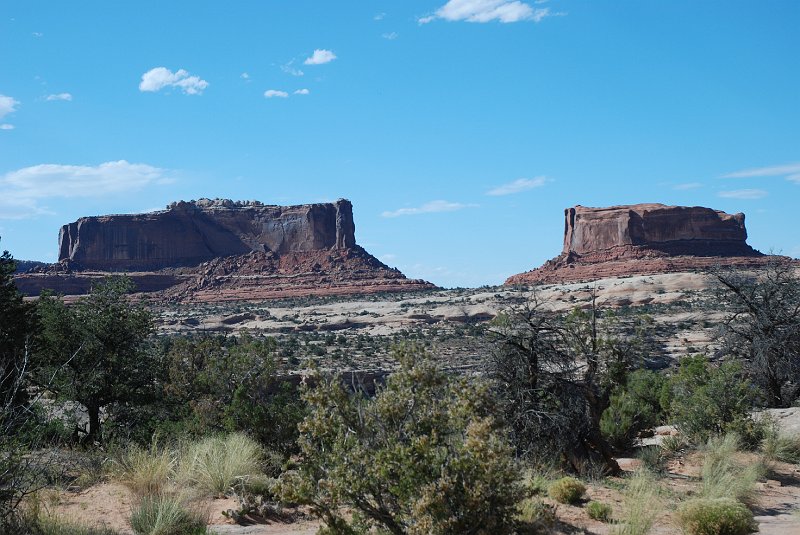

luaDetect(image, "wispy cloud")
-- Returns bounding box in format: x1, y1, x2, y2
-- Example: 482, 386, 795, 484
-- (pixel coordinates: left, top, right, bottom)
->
0, 160, 173, 219
382, 200, 477, 218
45, 93, 72, 102
419, 0, 553, 24
718, 189, 768, 200
382, 32, 399, 40
240, 72, 250, 80
723, 162, 800, 184
264, 89, 289, 98
293, 89, 310, 95
673, 182, 703, 190
139, 67, 209, 95
0, 94, 19, 119
374, 12, 386, 21
281, 61, 304, 77
0, 124, 14, 131
304, 49, 337, 65
486, 176, 547, 196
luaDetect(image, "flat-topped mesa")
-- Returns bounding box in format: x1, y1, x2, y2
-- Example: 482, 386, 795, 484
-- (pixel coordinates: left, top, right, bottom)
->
563, 204, 757, 257
506, 203, 773, 286
58, 198, 357, 271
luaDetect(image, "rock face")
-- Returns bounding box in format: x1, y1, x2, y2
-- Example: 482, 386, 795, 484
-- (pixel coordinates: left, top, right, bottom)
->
58, 198, 357, 270
562, 204, 756, 257
507, 203, 775, 286
17, 198, 435, 300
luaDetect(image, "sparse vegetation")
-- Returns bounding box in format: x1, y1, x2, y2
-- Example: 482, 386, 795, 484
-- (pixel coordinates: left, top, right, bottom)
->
699, 434, 762, 506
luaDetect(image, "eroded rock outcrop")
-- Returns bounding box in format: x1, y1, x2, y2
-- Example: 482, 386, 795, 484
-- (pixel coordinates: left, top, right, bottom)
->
59, 198, 356, 270
17, 198, 435, 300
507, 203, 781, 286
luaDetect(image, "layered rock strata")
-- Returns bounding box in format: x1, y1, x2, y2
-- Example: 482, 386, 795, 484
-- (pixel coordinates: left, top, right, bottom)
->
17, 198, 435, 300
58, 198, 356, 271
506, 203, 782, 285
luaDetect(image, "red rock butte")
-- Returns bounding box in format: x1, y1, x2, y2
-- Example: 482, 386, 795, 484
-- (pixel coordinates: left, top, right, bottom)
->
16, 198, 436, 300
506, 203, 790, 286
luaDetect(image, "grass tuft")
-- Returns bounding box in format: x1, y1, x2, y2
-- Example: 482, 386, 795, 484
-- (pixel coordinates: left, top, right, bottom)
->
179, 433, 262, 496
117, 440, 175, 498
129, 494, 208, 535
610, 470, 661, 535
586, 500, 613, 522
700, 434, 763, 506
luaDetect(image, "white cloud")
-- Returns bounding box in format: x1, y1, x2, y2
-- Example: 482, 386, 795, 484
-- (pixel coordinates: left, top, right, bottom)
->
374, 12, 386, 21
304, 49, 337, 65
264, 90, 289, 99
673, 182, 703, 190
0, 124, 14, 130
139, 67, 209, 95
240, 72, 250, 80
486, 176, 547, 196
46, 93, 72, 101
293, 89, 310, 95
419, 0, 552, 24
0, 94, 19, 119
32, 32, 43, 37
723, 162, 800, 184
718, 189, 768, 200
382, 32, 399, 40
382, 200, 477, 218
0, 160, 172, 219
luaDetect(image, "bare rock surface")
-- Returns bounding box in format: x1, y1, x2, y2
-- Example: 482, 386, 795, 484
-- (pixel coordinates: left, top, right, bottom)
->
507, 203, 795, 285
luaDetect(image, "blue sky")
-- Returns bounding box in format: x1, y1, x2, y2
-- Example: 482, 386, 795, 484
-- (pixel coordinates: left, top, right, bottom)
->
1, 0, 798, 287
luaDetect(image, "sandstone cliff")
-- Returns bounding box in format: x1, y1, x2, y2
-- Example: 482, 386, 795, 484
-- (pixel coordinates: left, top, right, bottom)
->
58, 198, 356, 270
16, 198, 435, 300
507, 203, 775, 286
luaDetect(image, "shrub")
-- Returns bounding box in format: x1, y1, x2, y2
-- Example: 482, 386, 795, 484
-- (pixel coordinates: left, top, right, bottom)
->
129, 494, 207, 535
677, 498, 756, 535
547, 477, 586, 504
611, 471, 661, 535
668, 356, 758, 445
179, 433, 262, 496
700, 435, 763, 506
278, 345, 522, 534
601, 370, 667, 450
586, 500, 613, 522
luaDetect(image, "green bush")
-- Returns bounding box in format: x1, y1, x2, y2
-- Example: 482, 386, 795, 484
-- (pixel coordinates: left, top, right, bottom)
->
129, 494, 207, 535
278, 345, 522, 534
547, 477, 586, 504
586, 500, 613, 522
677, 498, 756, 535
601, 370, 666, 450
668, 356, 758, 445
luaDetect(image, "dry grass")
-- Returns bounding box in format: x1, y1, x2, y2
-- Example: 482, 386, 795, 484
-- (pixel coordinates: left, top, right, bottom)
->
117, 440, 176, 498
610, 470, 661, 535
699, 434, 763, 506
178, 433, 263, 496
129, 493, 208, 535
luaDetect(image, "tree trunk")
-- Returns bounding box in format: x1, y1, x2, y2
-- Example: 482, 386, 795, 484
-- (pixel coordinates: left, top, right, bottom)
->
86, 404, 101, 443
